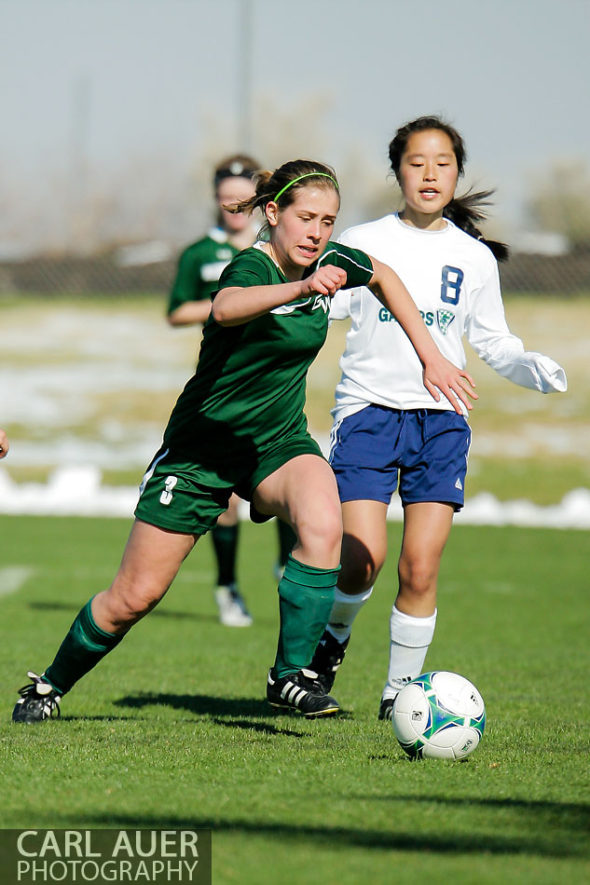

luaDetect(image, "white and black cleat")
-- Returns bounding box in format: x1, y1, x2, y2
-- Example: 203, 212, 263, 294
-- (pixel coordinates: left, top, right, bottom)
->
267, 668, 340, 718
12, 671, 61, 723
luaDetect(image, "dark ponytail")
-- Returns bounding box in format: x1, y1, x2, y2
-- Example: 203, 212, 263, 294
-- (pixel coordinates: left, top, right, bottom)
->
389, 116, 510, 262
444, 190, 510, 262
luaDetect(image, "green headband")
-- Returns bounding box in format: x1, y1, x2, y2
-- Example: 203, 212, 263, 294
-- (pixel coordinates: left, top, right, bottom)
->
273, 172, 339, 203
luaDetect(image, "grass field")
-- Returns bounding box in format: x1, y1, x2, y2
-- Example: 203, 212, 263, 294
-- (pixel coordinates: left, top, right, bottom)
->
1, 514, 588, 884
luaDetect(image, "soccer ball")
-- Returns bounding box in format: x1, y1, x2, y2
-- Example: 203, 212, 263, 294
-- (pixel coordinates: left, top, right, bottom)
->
392, 671, 486, 760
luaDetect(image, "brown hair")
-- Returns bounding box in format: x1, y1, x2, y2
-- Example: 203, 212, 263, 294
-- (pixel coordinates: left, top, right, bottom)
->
228, 159, 340, 218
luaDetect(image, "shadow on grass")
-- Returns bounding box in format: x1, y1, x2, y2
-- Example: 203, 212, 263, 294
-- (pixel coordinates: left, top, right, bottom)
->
114, 692, 268, 717
28, 601, 219, 624
352, 792, 590, 819
57, 715, 147, 723
211, 717, 304, 735
112, 692, 310, 736
23, 807, 590, 860
354, 790, 590, 815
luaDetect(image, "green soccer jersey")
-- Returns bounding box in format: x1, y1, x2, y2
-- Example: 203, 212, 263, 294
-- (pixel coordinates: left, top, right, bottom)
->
162, 241, 374, 485
167, 228, 240, 315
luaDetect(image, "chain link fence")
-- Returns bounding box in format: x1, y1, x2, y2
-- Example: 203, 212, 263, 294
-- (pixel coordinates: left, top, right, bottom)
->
0, 245, 589, 297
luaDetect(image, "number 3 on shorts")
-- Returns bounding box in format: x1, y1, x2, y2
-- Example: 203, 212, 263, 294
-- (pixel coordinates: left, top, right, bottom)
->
160, 475, 178, 506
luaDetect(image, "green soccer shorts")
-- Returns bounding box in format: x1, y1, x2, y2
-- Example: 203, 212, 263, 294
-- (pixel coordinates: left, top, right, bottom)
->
134, 434, 324, 535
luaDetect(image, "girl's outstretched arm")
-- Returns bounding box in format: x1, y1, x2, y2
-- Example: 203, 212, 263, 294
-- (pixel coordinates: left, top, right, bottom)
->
212, 265, 347, 326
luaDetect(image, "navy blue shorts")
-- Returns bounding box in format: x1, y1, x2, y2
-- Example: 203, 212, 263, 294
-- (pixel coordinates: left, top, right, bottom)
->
329, 405, 471, 510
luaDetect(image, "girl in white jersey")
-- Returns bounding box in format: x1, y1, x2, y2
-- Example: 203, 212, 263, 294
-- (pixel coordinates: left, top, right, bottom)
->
310, 116, 567, 718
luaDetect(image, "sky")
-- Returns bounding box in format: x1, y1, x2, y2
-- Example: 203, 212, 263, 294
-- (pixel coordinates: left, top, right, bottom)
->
1, 0, 589, 249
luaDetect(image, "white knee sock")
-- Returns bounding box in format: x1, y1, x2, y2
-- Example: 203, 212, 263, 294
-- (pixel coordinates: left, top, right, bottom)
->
326, 587, 373, 643
382, 605, 437, 701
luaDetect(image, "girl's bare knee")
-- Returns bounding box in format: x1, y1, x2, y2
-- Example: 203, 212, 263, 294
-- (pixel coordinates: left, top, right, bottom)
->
296, 506, 342, 563
102, 578, 163, 628
398, 555, 438, 601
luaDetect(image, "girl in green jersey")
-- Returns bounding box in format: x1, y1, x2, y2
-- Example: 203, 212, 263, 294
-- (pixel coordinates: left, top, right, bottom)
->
167, 153, 295, 629
13, 160, 476, 723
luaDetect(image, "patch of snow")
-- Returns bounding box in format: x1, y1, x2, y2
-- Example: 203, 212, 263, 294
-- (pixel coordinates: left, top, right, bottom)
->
1, 466, 589, 529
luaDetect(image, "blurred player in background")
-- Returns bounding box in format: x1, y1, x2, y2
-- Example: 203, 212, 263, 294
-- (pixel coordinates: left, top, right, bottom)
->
310, 116, 567, 718
0, 429, 9, 458
167, 154, 295, 627
13, 158, 476, 724
167, 154, 260, 327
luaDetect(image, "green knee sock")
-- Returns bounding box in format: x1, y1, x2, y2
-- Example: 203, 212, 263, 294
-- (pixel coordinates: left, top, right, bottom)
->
211, 523, 239, 586
274, 555, 340, 678
44, 599, 124, 695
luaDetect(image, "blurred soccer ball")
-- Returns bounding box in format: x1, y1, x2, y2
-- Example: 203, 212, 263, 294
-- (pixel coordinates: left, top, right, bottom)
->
392, 671, 486, 760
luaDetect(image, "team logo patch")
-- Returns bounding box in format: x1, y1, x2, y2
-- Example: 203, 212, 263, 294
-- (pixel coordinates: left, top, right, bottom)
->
437, 309, 456, 335
311, 294, 330, 313
270, 294, 330, 315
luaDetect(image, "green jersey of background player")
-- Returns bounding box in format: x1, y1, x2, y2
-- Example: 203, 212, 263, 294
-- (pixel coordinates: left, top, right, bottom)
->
167, 155, 260, 326
167, 229, 242, 316
13, 159, 476, 724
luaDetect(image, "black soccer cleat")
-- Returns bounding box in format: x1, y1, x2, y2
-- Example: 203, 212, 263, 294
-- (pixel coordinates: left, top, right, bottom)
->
267, 668, 340, 718
378, 697, 395, 721
309, 630, 349, 693
12, 672, 61, 723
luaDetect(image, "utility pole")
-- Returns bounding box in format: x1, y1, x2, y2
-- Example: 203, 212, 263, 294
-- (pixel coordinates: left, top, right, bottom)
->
68, 74, 91, 252
237, 0, 253, 153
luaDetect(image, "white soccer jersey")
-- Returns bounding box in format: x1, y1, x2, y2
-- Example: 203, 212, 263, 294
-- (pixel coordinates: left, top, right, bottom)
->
331, 213, 567, 422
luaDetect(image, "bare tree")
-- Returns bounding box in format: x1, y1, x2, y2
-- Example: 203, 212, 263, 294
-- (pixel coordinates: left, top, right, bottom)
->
526, 159, 590, 250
